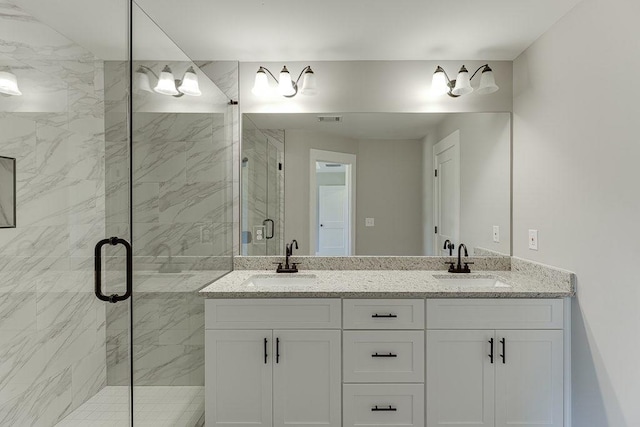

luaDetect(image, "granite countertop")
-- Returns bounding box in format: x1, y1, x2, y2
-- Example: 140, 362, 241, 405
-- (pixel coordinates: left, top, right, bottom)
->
198, 268, 575, 298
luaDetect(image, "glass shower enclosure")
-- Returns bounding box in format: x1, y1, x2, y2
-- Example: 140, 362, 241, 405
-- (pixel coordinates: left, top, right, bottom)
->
241, 115, 284, 256
0, 1, 236, 425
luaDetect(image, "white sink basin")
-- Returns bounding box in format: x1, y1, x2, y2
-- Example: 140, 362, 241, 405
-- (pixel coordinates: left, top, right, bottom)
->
434, 275, 510, 288
245, 274, 317, 287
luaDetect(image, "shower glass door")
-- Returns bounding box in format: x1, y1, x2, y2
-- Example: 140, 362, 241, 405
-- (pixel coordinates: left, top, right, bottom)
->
129, 2, 235, 425
241, 117, 284, 256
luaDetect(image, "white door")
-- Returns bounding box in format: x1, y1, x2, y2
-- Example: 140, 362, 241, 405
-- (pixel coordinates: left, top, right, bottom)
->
317, 185, 348, 256
433, 130, 460, 255
273, 330, 341, 427
495, 330, 564, 427
426, 330, 495, 427
205, 330, 273, 427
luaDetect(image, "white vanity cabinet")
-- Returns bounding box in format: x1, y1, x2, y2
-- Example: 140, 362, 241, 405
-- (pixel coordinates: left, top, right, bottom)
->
342, 299, 426, 427
426, 299, 565, 427
205, 299, 342, 427
205, 297, 568, 427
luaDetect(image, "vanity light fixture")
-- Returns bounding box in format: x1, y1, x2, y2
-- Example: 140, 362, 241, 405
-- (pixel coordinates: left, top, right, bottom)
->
135, 65, 202, 97
0, 70, 22, 96
431, 64, 499, 97
252, 65, 317, 98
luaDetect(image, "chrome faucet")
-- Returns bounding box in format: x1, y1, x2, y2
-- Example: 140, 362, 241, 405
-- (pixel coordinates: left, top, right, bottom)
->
276, 239, 299, 273
446, 242, 474, 273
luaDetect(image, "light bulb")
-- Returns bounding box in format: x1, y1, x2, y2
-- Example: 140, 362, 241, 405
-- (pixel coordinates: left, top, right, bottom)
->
0, 71, 22, 96
431, 66, 449, 96
135, 68, 153, 93
476, 66, 499, 95
154, 65, 179, 96
252, 67, 270, 96
278, 66, 296, 97
178, 66, 202, 96
451, 65, 473, 96
300, 68, 317, 96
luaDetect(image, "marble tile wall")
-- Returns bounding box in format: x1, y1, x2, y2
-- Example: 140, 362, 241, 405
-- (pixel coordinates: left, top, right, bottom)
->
103, 61, 236, 386
0, 1, 107, 425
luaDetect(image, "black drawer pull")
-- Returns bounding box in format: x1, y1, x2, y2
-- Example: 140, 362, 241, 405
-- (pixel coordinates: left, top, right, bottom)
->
372, 313, 397, 318
500, 338, 506, 364
372, 405, 397, 412
372, 352, 397, 358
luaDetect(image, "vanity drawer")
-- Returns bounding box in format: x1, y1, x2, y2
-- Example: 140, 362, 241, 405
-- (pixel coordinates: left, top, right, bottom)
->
343, 331, 424, 383
205, 299, 341, 329
343, 384, 424, 427
426, 299, 564, 329
343, 299, 425, 329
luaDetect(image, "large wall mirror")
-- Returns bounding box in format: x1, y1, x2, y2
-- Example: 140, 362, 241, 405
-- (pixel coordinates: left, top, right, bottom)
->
241, 112, 511, 257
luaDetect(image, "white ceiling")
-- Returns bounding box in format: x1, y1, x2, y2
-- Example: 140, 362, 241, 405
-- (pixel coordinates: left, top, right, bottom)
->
246, 113, 453, 140
11, 0, 582, 61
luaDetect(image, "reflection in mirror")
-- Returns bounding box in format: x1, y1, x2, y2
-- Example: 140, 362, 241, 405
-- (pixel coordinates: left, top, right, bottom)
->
241, 115, 284, 255
0, 156, 16, 228
242, 112, 511, 257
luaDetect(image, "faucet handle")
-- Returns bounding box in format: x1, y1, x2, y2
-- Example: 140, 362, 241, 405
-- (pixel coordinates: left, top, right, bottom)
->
445, 261, 455, 273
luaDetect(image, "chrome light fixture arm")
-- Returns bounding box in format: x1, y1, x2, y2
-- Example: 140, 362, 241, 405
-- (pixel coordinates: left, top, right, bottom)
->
137, 65, 159, 79
435, 63, 494, 98
469, 64, 491, 80
136, 65, 195, 98
254, 65, 314, 98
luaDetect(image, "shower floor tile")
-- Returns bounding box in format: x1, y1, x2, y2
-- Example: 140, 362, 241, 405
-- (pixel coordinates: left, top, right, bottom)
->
56, 386, 204, 427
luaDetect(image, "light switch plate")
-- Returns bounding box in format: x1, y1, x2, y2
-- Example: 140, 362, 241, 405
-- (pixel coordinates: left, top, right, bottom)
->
365, 218, 375, 227
493, 226, 500, 243
528, 229, 538, 250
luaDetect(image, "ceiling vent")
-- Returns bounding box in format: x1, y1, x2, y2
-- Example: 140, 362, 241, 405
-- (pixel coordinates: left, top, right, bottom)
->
317, 116, 342, 123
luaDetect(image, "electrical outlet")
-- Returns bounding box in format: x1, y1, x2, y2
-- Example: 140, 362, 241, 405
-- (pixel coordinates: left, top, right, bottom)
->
493, 225, 500, 243
253, 225, 265, 242
365, 218, 375, 227
528, 229, 538, 250
200, 225, 213, 243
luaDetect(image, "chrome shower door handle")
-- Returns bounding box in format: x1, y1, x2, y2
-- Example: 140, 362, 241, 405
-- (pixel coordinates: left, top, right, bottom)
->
94, 237, 132, 303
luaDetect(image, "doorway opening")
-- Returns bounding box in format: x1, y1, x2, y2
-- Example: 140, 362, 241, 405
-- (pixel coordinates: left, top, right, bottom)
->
309, 150, 356, 255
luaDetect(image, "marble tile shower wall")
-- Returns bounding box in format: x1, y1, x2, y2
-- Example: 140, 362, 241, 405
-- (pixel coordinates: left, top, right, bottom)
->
242, 128, 268, 256
103, 61, 235, 386
0, 1, 107, 425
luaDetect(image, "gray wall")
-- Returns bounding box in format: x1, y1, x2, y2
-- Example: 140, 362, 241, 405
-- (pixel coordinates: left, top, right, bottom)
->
356, 139, 423, 255
283, 130, 358, 255
283, 130, 423, 255
240, 61, 513, 114
512, 0, 640, 424
435, 113, 511, 255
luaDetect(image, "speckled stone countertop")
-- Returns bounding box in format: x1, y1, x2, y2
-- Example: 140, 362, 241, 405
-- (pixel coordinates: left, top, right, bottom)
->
199, 266, 575, 298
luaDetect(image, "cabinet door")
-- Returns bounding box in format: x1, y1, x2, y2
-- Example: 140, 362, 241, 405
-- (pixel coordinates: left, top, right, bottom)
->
273, 330, 341, 427
426, 330, 495, 427
495, 330, 563, 427
205, 330, 273, 427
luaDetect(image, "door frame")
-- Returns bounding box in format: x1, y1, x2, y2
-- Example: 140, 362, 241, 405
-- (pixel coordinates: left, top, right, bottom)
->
309, 149, 356, 256
433, 130, 460, 255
